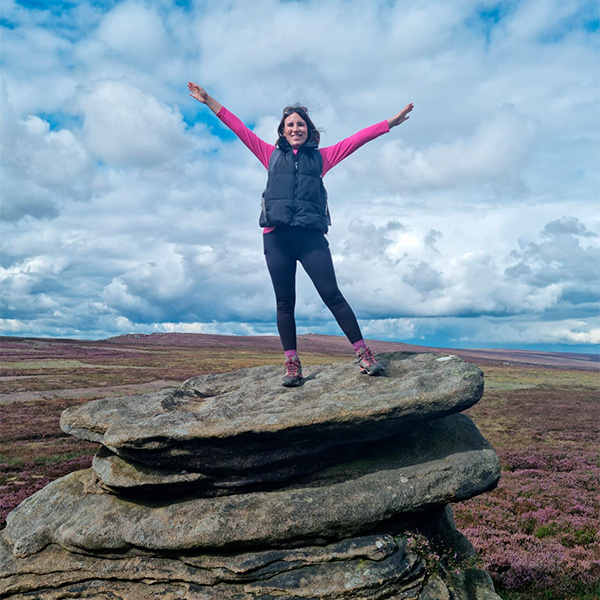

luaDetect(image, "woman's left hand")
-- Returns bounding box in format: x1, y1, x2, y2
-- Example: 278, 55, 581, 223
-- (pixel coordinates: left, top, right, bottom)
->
388, 103, 414, 128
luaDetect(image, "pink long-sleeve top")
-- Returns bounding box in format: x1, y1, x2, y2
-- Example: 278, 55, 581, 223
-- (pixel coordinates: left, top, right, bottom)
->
216, 106, 390, 232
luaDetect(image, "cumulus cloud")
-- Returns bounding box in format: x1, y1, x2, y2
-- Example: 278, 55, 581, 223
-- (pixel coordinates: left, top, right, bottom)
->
455, 318, 600, 347
100, 242, 271, 324
343, 219, 405, 261
0, 0, 598, 353
403, 261, 445, 294
327, 212, 597, 342
95, 1, 172, 68
74, 79, 190, 168
0, 255, 66, 319
542, 216, 598, 238
506, 216, 599, 289
371, 105, 537, 193
1, 84, 93, 221
360, 318, 416, 341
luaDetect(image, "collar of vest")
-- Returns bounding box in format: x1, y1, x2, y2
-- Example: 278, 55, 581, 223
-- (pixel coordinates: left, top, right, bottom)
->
277, 137, 319, 152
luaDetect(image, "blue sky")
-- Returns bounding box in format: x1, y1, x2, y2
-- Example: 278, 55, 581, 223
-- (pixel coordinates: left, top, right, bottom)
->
1, 0, 599, 354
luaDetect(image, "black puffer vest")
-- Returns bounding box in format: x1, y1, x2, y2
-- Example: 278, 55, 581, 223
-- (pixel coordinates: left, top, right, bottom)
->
260, 137, 330, 232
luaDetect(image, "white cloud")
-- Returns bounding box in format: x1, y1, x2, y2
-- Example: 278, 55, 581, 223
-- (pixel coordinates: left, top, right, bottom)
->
95, 1, 172, 68
160, 321, 272, 337
359, 105, 536, 193
456, 318, 600, 347
360, 318, 417, 341
74, 79, 190, 168
1, 84, 93, 221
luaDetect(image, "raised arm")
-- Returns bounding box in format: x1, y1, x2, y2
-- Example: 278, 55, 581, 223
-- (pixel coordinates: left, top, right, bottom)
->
188, 82, 222, 115
187, 82, 274, 169
387, 103, 414, 129
321, 102, 414, 175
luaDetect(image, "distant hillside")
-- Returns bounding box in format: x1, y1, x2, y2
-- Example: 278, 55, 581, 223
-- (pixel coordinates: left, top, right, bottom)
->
107, 333, 599, 371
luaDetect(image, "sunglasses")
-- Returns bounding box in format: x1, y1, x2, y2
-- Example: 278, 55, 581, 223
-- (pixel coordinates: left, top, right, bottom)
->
283, 105, 308, 116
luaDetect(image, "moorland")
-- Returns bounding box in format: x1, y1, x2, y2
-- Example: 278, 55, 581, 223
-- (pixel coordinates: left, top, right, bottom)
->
0, 333, 598, 600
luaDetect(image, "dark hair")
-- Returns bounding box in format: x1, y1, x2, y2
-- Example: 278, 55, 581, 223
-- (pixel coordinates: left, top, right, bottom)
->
277, 104, 321, 145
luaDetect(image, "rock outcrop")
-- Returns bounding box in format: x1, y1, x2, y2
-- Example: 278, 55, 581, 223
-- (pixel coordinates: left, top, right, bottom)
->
1, 352, 502, 599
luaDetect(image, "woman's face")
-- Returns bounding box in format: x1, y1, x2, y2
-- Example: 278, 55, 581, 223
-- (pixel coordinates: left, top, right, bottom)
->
283, 112, 308, 148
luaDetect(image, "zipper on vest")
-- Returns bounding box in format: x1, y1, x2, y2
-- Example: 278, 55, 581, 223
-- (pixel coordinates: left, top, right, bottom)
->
292, 153, 298, 222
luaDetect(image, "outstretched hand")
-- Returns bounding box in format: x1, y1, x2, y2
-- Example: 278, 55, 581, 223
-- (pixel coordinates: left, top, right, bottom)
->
188, 82, 209, 104
388, 103, 414, 129
187, 82, 222, 115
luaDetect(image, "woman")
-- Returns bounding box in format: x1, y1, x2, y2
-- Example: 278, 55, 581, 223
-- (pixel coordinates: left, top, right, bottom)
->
188, 82, 413, 387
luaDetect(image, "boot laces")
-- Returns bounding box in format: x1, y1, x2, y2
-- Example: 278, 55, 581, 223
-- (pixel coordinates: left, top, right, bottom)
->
285, 356, 301, 377
358, 347, 376, 366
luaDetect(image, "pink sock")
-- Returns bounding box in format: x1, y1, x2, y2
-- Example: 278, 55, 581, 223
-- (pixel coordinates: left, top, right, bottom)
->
352, 339, 367, 352
284, 349, 299, 359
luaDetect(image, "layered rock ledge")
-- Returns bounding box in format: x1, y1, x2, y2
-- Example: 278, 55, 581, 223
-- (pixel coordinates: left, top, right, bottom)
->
1, 352, 502, 599
60, 352, 484, 495
4, 413, 498, 558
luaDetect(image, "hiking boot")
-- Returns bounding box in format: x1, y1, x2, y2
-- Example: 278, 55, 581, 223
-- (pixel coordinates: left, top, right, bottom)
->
356, 347, 385, 375
282, 355, 303, 387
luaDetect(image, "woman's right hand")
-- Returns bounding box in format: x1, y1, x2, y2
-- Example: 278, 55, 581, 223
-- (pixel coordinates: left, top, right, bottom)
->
388, 103, 414, 128
187, 82, 223, 114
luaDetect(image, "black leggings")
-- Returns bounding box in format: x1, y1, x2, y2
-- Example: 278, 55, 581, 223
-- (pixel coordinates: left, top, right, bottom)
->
263, 226, 363, 351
